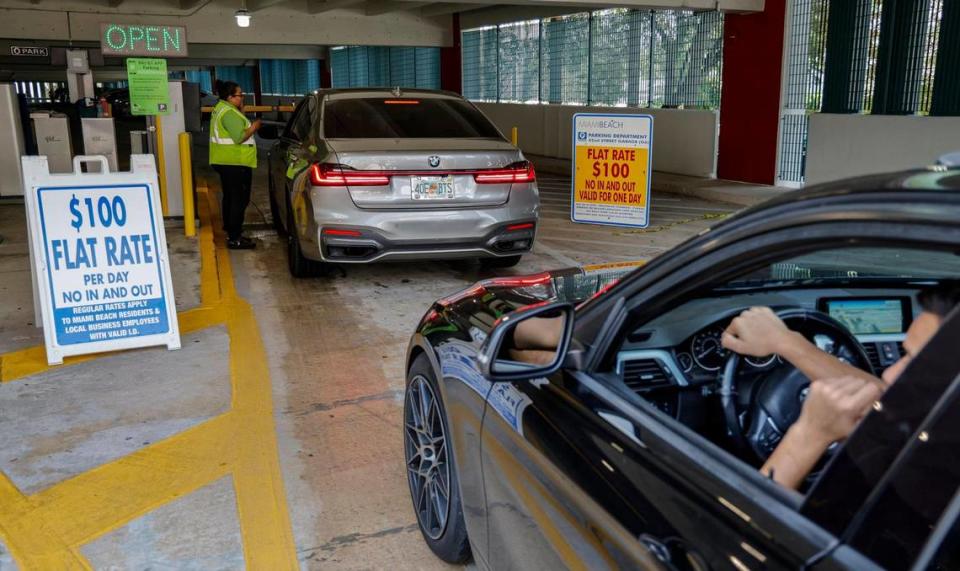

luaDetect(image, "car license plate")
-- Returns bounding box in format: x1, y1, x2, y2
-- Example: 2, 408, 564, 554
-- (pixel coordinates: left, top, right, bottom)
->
411, 176, 455, 200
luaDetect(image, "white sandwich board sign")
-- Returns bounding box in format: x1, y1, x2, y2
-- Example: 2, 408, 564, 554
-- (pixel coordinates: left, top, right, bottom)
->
21, 155, 181, 365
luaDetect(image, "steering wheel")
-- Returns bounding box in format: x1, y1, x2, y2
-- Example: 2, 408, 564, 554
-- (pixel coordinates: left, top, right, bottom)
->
719, 307, 877, 463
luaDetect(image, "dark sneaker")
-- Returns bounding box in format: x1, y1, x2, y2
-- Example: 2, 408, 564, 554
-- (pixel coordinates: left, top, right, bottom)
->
227, 237, 256, 250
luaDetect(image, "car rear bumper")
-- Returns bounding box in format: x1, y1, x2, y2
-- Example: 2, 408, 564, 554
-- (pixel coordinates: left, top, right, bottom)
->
307, 186, 540, 263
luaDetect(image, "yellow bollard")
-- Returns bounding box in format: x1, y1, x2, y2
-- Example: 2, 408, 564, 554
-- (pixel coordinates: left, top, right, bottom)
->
511, 126, 519, 146
155, 115, 169, 216
179, 132, 196, 237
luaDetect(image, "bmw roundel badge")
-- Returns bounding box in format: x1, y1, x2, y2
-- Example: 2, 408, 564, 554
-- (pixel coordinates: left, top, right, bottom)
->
428, 156, 441, 168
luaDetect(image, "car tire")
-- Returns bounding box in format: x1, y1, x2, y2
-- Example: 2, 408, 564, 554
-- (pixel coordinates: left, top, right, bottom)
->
404, 354, 472, 564
286, 204, 320, 278
480, 255, 522, 269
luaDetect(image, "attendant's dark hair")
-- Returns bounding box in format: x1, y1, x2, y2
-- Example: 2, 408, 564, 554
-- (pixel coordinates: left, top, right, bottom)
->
216, 80, 241, 101
918, 281, 960, 317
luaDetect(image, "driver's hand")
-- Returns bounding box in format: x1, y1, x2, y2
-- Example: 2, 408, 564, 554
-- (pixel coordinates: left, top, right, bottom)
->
722, 307, 794, 357
794, 376, 883, 446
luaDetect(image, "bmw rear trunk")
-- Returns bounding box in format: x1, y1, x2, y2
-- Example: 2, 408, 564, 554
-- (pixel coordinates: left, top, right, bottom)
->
310, 91, 540, 263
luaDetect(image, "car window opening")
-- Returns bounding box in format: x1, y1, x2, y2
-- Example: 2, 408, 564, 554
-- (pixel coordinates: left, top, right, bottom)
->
603, 243, 960, 513
323, 97, 504, 139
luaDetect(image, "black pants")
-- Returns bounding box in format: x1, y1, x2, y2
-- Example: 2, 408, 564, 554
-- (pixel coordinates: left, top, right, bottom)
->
213, 164, 252, 241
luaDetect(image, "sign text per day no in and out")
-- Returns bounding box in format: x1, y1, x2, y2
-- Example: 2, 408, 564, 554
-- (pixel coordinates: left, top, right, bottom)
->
100, 23, 188, 57
21, 155, 181, 365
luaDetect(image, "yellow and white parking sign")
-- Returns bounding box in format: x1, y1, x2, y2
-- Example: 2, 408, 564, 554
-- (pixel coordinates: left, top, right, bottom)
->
571, 113, 653, 228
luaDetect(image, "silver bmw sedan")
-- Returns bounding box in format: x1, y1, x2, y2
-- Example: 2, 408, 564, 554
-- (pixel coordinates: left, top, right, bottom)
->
264, 88, 540, 277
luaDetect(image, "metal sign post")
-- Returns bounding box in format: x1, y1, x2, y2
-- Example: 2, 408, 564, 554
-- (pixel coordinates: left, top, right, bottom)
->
571, 113, 654, 228
21, 154, 181, 365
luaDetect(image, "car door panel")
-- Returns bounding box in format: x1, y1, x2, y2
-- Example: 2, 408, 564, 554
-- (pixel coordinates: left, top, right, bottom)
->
481, 368, 850, 570
479, 375, 661, 570
422, 323, 495, 564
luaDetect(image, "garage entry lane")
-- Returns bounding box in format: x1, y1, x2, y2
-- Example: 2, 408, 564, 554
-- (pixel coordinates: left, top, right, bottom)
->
237, 168, 739, 568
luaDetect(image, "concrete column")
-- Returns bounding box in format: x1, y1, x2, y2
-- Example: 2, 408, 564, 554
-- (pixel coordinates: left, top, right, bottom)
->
716, 2, 787, 185
441, 14, 462, 94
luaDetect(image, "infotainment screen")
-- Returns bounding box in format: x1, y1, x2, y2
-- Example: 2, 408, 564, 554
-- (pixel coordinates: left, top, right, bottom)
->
822, 298, 910, 335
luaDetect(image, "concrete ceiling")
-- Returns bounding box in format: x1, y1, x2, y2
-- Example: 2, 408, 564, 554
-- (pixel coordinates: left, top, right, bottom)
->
5, 0, 762, 19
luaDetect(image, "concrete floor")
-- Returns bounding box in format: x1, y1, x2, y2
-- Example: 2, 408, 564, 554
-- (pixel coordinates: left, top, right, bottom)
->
0, 158, 739, 570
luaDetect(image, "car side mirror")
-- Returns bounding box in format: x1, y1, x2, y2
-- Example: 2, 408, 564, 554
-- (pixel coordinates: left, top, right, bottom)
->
258, 123, 280, 140
478, 301, 575, 382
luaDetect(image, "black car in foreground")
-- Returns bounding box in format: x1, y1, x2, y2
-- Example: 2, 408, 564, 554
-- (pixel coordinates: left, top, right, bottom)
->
403, 165, 960, 570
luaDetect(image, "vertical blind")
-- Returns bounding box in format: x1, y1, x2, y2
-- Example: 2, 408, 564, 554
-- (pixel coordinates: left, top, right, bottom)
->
462, 27, 498, 101
214, 66, 255, 93
541, 13, 590, 105
820, 0, 947, 116
330, 46, 441, 89
462, 8, 724, 109
185, 70, 213, 93
260, 60, 321, 96
498, 20, 540, 103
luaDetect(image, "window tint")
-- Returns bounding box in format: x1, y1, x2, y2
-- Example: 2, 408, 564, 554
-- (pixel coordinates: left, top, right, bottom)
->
282, 99, 306, 140
727, 247, 960, 287
291, 96, 315, 141
802, 310, 960, 545
845, 375, 960, 568
322, 97, 502, 138
916, 491, 960, 570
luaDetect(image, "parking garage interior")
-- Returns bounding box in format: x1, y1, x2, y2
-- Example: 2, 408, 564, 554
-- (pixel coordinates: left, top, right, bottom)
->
1, 0, 959, 568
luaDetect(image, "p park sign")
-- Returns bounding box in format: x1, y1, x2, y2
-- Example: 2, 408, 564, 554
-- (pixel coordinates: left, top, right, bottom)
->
21, 155, 181, 365
100, 23, 188, 57
571, 113, 653, 228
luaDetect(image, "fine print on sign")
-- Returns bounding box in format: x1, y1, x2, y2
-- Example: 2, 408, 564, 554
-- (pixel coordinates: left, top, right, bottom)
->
571, 113, 653, 228
126, 58, 170, 116
10, 46, 49, 57
22, 154, 180, 365
100, 23, 188, 58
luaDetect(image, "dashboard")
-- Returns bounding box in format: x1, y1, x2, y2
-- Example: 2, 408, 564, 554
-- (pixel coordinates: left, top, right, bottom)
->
614, 288, 915, 417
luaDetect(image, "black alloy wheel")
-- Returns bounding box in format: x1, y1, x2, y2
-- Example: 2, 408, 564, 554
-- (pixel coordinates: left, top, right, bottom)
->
404, 355, 471, 563
405, 374, 451, 540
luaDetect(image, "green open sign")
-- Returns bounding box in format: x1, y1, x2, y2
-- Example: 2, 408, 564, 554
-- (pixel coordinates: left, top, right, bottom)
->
100, 24, 188, 58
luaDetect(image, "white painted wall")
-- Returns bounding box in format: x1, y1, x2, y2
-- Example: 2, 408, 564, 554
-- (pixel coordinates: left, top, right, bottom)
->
0, 3, 450, 47
475, 103, 719, 178
806, 114, 960, 185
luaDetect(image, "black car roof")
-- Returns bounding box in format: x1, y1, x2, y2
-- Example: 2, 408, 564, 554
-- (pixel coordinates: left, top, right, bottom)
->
714, 166, 960, 230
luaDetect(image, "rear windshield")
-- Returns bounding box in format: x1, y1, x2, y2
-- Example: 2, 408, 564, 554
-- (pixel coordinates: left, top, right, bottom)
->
323, 97, 503, 139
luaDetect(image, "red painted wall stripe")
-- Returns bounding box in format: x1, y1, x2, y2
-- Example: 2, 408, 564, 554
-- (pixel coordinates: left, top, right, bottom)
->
717, 2, 787, 185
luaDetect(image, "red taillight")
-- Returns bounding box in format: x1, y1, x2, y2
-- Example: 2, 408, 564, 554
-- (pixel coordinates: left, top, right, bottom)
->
474, 161, 536, 184
322, 228, 362, 237
309, 163, 390, 187
383, 99, 420, 105
485, 272, 551, 288
506, 222, 535, 232
437, 272, 551, 307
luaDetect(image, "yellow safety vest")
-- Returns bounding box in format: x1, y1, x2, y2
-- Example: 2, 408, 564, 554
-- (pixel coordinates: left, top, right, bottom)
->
209, 100, 257, 168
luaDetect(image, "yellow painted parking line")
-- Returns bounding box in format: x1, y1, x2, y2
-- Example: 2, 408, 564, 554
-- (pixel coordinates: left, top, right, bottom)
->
0, 178, 298, 569
581, 260, 647, 272
0, 473, 90, 570
0, 306, 222, 384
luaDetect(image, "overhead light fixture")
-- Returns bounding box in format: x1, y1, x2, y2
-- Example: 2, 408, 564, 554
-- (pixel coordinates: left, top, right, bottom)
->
235, 8, 251, 28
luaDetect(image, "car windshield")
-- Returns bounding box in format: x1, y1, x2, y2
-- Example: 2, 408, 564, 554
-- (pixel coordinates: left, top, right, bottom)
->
323, 97, 503, 139
725, 247, 960, 287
